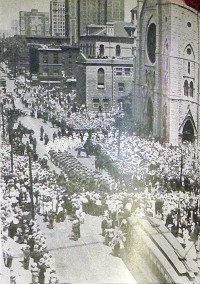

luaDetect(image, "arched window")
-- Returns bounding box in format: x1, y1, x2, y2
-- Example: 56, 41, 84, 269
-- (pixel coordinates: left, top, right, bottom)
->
147, 23, 156, 63
182, 120, 194, 142
184, 80, 188, 96
116, 45, 121, 56
98, 68, 104, 88
190, 81, 194, 97
99, 45, 104, 57
188, 62, 190, 74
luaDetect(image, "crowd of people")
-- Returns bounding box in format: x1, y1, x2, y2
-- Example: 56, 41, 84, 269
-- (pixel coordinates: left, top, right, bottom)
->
1, 66, 200, 283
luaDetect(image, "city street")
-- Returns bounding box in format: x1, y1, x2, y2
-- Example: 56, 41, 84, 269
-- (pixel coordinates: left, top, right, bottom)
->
1, 73, 137, 283
37, 214, 136, 284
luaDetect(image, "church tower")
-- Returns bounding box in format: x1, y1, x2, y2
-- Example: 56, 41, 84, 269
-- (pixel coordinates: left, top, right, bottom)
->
133, 0, 200, 146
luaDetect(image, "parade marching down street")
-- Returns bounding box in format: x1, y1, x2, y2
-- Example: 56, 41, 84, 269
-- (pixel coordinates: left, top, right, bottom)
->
2, 62, 200, 284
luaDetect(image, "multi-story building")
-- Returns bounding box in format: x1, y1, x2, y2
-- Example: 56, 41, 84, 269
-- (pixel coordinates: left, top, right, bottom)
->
78, 0, 124, 38
76, 22, 135, 111
11, 20, 19, 36
106, 0, 125, 22
133, 0, 200, 146
37, 48, 62, 87
50, 0, 125, 43
50, 0, 66, 37
65, 0, 79, 44
61, 45, 80, 79
19, 9, 50, 36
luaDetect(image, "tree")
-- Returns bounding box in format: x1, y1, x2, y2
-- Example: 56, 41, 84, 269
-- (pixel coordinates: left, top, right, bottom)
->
1, 36, 28, 76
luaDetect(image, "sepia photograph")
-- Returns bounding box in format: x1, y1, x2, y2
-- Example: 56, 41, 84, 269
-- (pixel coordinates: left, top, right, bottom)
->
1, 0, 200, 283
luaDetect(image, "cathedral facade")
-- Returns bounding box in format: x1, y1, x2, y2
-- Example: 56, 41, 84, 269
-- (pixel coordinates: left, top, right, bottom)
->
133, 0, 200, 146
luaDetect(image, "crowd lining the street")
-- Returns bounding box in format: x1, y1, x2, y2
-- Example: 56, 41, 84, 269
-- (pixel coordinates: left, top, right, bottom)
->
1, 71, 200, 283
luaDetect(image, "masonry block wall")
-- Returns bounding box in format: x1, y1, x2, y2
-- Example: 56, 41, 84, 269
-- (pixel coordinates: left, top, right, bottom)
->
86, 64, 113, 110
133, 0, 200, 146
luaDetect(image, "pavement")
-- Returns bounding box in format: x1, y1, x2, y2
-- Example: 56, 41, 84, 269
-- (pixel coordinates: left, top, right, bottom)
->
37, 214, 136, 284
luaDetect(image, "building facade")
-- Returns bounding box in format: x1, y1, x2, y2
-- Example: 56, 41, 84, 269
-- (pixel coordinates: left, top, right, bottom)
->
50, 0, 66, 37
133, 0, 200, 146
19, 9, 50, 36
11, 20, 19, 36
65, 0, 79, 44
50, 0, 125, 43
38, 48, 62, 87
61, 45, 80, 79
76, 23, 135, 111
78, 0, 125, 37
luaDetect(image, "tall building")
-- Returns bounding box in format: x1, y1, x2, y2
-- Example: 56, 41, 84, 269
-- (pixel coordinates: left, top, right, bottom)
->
133, 0, 200, 146
19, 9, 50, 36
77, 0, 124, 37
65, 0, 78, 44
50, 0, 124, 43
50, 0, 66, 37
107, 0, 124, 22
11, 20, 19, 36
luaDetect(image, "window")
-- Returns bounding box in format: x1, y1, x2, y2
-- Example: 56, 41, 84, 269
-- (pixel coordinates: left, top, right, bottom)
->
103, 99, 109, 109
147, 23, 156, 64
43, 68, 48, 75
93, 99, 99, 109
53, 53, 59, 64
53, 68, 59, 75
116, 45, 121, 57
187, 48, 191, 55
188, 62, 190, 74
118, 99, 124, 110
118, 83, 124, 92
43, 53, 48, 63
98, 68, 105, 88
116, 68, 122, 76
190, 81, 194, 97
184, 80, 188, 96
99, 44, 104, 57
86, 44, 89, 55
125, 68, 131, 76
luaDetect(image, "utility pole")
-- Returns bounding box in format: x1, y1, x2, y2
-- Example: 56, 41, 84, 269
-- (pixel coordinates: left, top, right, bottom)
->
8, 111, 14, 172
28, 152, 35, 219
1, 102, 5, 137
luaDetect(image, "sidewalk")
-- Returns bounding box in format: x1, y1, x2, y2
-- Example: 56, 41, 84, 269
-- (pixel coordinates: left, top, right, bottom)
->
3, 237, 32, 284
37, 214, 137, 284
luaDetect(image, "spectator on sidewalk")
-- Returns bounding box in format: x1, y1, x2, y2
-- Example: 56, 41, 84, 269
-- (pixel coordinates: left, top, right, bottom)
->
22, 244, 31, 270
4, 248, 13, 268
31, 263, 39, 284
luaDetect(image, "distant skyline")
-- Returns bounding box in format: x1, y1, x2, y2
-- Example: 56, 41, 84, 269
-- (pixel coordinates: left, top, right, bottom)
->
0, 0, 136, 31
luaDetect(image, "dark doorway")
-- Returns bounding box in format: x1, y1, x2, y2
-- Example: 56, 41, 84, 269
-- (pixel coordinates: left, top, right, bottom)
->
182, 120, 194, 142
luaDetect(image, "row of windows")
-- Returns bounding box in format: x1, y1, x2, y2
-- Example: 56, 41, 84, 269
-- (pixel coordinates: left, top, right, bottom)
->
42, 53, 59, 64
97, 68, 129, 89
184, 80, 194, 97
42, 68, 60, 75
93, 98, 109, 109
115, 67, 132, 76
99, 44, 121, 57
81, 44, 122, 57
92, 99, 125, 110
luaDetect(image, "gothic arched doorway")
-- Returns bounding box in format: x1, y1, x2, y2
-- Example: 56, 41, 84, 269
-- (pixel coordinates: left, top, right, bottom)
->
147, 98, 153, 132
182, 120, 194, 142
